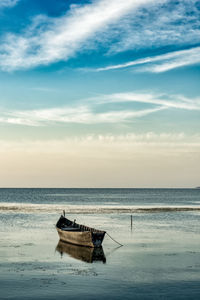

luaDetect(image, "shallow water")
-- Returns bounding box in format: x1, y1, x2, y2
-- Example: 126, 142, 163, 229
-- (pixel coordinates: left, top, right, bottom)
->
0, 211, 200, 299
0, 189, 200, 299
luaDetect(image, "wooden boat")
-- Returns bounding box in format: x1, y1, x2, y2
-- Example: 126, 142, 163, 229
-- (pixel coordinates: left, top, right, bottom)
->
56, 240, 106, 263
56, 214, 106, 248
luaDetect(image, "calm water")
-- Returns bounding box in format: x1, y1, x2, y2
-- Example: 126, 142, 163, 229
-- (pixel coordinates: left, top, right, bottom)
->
0, 189, 200, 299
0, 188, 200, 206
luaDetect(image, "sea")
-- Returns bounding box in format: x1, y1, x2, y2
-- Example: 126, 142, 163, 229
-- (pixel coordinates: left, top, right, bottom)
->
0, 188, 200, 299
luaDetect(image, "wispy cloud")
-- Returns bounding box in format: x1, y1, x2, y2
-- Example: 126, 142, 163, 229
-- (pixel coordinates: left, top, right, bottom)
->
0, 0, 19, 8
0, 0, 157, 71
1, 0, 199, 71
96, 47, 200, 73
0, 91, 199, 126
96, 92, 200, 110
0, 132, 200, 153
0, 105, 164, 126
106, 0, 200, 54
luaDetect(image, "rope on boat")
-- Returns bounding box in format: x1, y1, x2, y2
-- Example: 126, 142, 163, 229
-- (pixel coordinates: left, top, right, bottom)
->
106, 232, 123, 246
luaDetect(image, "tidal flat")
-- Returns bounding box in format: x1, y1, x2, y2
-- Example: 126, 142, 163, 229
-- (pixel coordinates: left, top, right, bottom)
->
0, 210, 200, 299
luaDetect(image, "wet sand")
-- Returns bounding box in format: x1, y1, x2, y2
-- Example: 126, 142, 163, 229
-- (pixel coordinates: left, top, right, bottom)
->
0, 211, 200, 299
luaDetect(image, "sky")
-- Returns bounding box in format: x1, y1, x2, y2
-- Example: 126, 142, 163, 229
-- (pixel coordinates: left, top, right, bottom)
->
0, 0, 199, 187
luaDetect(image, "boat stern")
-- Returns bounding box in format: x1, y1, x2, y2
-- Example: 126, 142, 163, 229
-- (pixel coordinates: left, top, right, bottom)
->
92, 231, 106, 247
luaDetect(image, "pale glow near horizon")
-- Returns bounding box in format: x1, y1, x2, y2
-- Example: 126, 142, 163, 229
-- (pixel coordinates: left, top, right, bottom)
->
0, 135, 199, 188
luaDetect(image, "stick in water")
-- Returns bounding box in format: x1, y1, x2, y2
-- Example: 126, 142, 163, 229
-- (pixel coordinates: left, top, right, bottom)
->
131, 215, 133, 230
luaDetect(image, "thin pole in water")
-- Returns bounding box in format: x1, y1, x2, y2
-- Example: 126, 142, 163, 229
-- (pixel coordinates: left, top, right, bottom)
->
131, 215, 133, 230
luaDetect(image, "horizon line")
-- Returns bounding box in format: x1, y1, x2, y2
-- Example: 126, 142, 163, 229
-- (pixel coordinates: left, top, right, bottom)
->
0, 187, 198, 189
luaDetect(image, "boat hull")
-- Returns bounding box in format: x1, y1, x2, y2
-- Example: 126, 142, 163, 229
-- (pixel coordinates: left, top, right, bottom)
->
56, 227, 105, 248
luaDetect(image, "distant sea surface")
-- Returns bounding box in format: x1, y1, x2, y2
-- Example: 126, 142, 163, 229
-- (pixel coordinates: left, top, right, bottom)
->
0, 187, 200, 206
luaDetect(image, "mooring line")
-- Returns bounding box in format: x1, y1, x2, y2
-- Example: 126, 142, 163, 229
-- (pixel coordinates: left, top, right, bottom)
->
106, 232, 123, 246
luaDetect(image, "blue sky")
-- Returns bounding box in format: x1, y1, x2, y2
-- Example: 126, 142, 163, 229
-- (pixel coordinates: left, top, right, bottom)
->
0, 0, 199, 187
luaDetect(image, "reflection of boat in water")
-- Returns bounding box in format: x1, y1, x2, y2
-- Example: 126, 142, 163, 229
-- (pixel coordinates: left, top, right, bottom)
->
56, 240, 106, 263
56, 214, 106, 248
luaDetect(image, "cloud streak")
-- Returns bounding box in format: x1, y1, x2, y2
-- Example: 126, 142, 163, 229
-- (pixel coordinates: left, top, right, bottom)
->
0, 105, 164, 126
0, 0, 157, 71
0, 0, 199, 71
0, 92, 199, 126
106, 0, 200, 54
96, 92, 200, 110
96, 47, 200, 73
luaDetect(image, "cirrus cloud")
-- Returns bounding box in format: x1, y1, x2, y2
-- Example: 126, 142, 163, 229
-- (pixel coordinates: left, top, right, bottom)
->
0, 0, 199, 71
0, 0, 157, 71
0, 91, 199, 126
96, 47, 200, 73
